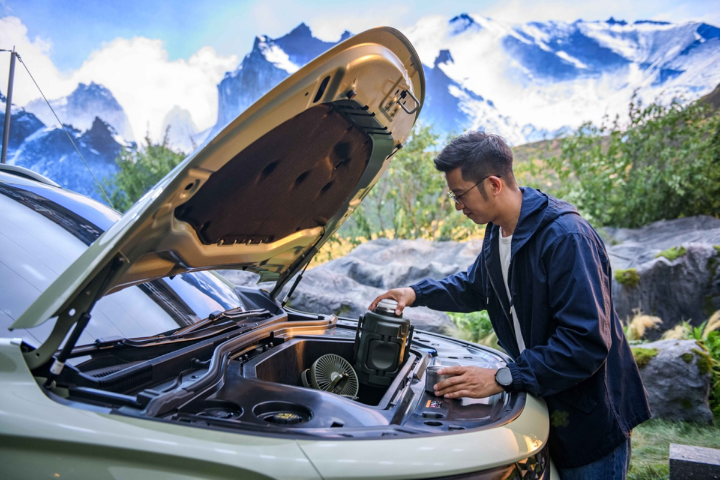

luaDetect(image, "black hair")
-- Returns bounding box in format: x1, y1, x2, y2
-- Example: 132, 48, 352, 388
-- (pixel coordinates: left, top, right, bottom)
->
434, 131, 516, 190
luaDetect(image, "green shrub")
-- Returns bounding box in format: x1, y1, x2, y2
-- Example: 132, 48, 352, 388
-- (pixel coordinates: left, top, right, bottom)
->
538, 94, 720, 228
341, 124, 479, 242
702, 331, 720, 417
615, 268, 640, 288
631, 347, 658, 368
102, 132, 186, 213
681, 352, 694, 363
447, 310, 494, 344
655, 246, 687, 261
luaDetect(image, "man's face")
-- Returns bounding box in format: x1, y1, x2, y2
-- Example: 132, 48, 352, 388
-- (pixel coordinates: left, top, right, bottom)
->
445, 168, 498, 225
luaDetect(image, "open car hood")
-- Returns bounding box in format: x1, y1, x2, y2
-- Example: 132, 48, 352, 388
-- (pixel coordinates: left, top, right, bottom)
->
12, 27, 424, 345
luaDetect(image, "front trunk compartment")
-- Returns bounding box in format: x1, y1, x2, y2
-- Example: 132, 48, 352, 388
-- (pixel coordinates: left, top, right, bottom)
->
37, 310, 525, 440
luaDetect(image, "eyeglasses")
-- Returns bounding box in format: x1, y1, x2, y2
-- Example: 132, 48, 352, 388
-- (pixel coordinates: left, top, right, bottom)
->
447, 175, 501, 205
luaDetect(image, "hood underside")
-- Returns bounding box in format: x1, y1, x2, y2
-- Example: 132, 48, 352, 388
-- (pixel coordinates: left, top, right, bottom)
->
175, 104, 372, 246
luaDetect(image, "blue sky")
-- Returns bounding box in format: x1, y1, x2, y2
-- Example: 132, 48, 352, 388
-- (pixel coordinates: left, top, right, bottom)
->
3, 0, 718, 71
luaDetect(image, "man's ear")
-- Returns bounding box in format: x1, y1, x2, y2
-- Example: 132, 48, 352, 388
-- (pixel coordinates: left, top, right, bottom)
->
488, 176, 503, 197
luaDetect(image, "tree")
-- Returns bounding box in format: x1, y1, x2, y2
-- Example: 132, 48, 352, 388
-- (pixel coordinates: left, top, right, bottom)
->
343, 124, 479, 241
102, 132, 186, 213
538, 95, 720, 228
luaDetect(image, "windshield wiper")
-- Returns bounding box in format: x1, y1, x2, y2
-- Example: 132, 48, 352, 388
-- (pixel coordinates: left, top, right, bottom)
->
171, 307, 269, 336
68, 308, 271, 356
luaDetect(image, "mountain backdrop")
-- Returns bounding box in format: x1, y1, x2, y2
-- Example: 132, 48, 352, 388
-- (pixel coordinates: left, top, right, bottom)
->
2, 15, 719, 203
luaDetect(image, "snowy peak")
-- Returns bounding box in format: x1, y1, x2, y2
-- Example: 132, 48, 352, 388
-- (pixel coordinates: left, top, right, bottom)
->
0, 89, 46, 152
434, 49, 454, 67
209, 16, 720, 144
507, 18, 720, 82
422, 50, 527, 144
274, 23, 345, 66
10, 117, 127, 203
211, 23, 350, 136
0, 108, 45, 152
449, 14, 482, 36
25, 82, 135, 142
161, 106, 200, 154
80, 117, 123, 160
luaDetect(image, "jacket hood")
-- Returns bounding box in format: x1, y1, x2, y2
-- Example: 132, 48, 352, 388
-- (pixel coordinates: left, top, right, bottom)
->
484, 187, 579, 257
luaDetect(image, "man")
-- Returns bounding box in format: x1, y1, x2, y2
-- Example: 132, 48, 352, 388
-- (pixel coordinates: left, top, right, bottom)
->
369, 132, 651, 479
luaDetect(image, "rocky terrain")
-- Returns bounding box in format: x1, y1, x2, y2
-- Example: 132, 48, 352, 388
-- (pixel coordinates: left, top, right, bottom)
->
605, 216, 720, 338
219, 215, 720, 337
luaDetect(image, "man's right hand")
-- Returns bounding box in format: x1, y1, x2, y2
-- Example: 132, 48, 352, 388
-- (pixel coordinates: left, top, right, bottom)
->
369, 287, 417, 316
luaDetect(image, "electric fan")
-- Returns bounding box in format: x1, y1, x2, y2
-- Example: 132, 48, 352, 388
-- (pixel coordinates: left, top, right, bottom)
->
301, 354, 359, 398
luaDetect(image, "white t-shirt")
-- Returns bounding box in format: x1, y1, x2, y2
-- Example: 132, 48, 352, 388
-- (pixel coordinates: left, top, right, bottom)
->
498, 230, 526, 353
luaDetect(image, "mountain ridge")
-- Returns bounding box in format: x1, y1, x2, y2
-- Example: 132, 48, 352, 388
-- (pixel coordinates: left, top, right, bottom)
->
3, 15, 720, 204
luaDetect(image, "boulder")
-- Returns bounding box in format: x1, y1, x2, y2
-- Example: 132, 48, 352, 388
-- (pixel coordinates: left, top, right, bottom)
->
605, 216, 720, 336
633, 339, 713, 423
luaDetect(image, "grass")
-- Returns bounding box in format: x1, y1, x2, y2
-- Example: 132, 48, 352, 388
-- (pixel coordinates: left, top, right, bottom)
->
629, 419, 720, 479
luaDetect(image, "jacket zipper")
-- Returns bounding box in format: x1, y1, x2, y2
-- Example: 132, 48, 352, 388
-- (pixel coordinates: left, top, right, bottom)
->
484, 258, 516, 339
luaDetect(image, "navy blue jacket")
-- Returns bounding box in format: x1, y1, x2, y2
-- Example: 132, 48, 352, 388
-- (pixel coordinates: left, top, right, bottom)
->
410, 188, 651, 468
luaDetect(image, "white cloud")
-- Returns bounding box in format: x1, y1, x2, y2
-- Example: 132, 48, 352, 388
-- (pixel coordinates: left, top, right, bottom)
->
0, 16, 238, 143
307, 9, 409, 42
0, 17, 65, 103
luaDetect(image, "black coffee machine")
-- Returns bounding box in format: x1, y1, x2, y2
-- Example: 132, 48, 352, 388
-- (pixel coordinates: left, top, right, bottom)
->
353, 299, 414, 387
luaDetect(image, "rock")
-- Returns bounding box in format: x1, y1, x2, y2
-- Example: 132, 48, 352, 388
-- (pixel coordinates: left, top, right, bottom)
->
633, 339, 713, 423
605, 216, 720, 336
670, 444, 720, 479
324, 238, 482, 289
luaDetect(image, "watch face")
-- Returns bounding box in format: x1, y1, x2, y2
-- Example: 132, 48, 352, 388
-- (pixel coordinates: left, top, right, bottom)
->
496, 368, 512, 386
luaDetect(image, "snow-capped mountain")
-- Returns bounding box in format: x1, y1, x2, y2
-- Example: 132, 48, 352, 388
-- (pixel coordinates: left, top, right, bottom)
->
210, 23, 351, 138
212, 16, 720, 143
8, 117, 129, 201
25, 82, 135, 142
1, 91, 46, 153
161, 106, 202, 154
404, 15, 720, 135
3, 84, 134, 203
422, 49, 526, 144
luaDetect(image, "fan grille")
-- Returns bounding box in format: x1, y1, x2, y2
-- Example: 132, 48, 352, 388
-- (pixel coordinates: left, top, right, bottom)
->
307, 354, 359, 397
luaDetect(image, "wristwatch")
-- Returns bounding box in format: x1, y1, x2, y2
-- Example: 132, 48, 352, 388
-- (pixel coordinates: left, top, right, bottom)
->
495, 367, 513, 390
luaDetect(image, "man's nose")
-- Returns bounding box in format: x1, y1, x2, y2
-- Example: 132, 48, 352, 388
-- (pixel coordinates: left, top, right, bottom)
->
454, 201, 462, 211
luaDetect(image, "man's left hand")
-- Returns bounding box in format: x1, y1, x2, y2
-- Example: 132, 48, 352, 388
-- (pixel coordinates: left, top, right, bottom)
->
434, 366, 504, 399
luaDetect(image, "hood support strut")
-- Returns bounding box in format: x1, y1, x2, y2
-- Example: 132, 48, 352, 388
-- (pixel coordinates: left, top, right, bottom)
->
24, 255, 126, 371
